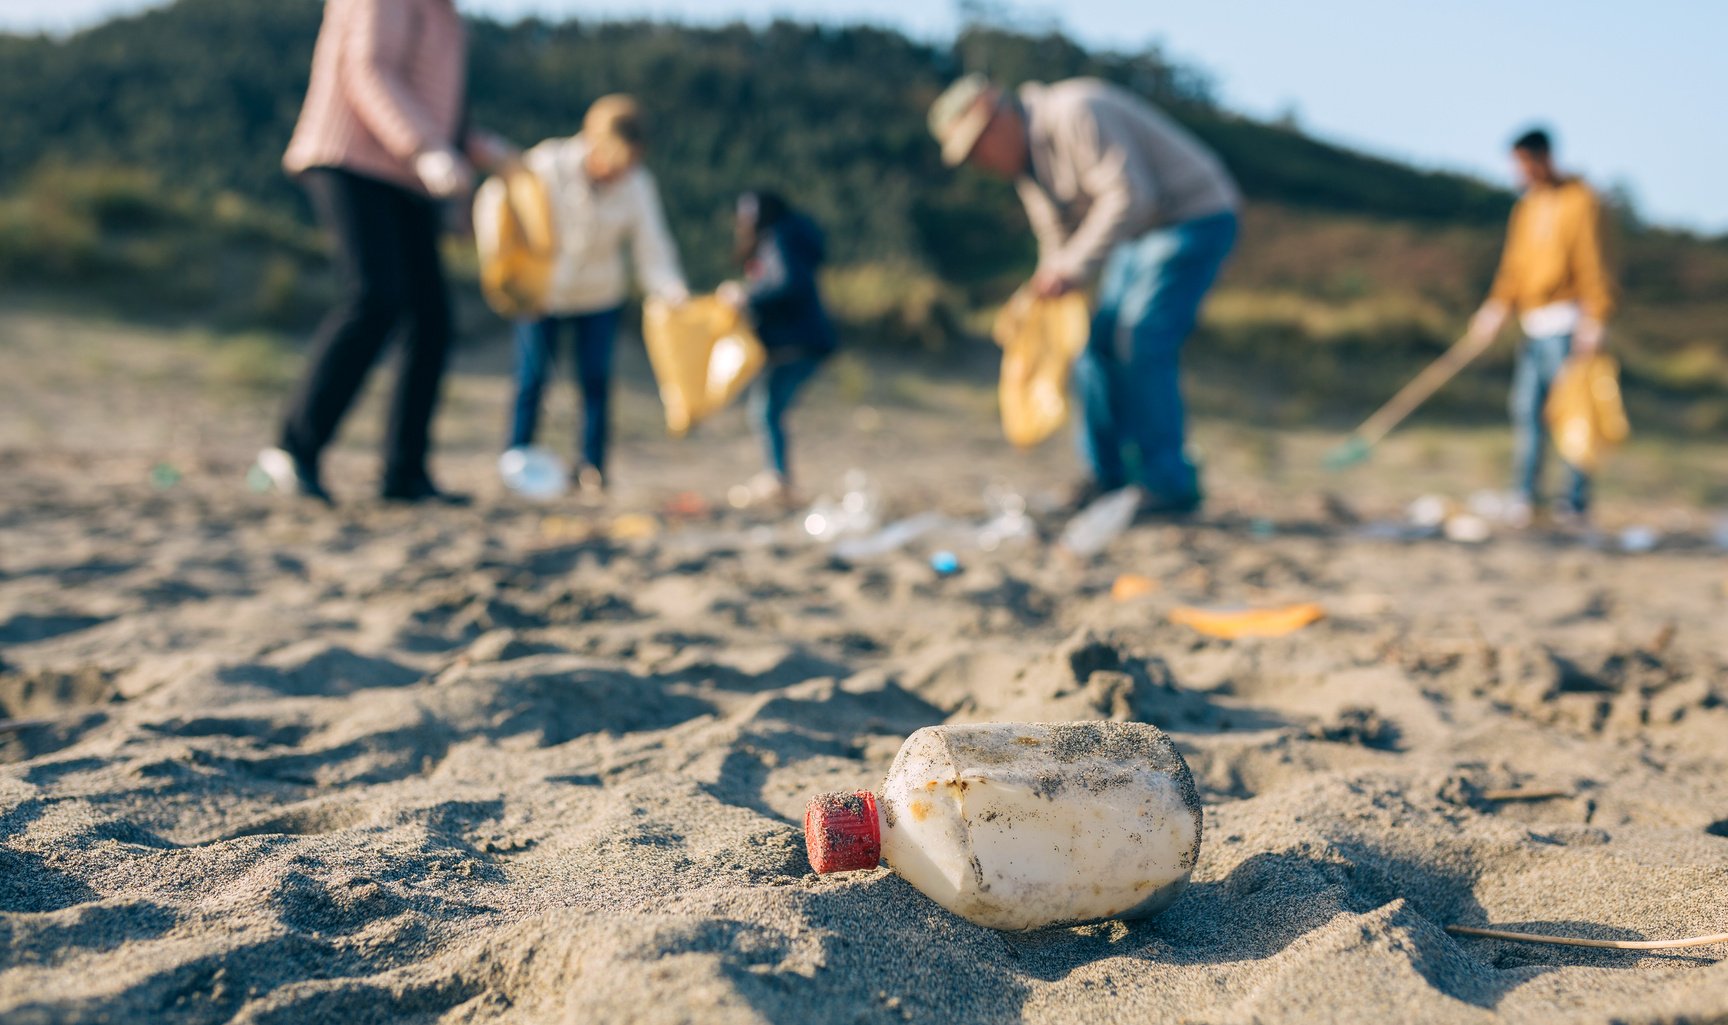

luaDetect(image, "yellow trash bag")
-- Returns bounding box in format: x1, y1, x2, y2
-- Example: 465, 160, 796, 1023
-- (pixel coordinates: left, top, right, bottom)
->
642, 296, 767, 437
473, 165, 556, 319
1544, 354, 1630, 472
1168, 602, 1326, 639
993, 292, 1091, 449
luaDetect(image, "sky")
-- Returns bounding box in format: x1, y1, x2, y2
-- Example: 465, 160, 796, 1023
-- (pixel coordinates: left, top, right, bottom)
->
5, 0, 1725, 234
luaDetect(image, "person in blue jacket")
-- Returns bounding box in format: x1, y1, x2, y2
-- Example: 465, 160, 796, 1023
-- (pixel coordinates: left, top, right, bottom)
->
719, 191, 838, 506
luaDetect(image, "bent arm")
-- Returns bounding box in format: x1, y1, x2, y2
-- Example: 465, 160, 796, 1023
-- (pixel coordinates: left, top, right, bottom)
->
1042, 107, 1159, 283
1572, 193, 1616, 322
632, 173, 688, 301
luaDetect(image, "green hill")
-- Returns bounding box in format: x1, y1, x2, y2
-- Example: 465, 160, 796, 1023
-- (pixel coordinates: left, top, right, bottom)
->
1, 0, 1724, 434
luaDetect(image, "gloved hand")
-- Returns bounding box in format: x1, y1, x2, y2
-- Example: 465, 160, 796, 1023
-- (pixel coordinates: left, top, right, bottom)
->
716, 280, 747, 310
1030, 267, 1075, 299
414, 148, 474, 199
1572, 316, 1607, 354
659, 282, 692, 307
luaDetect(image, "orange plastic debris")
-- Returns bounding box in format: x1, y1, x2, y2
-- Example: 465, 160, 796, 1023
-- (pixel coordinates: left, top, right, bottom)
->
1545, 354, 1630, 472
642, 296, 767, 437
993, 292, 1090, 449
608, 513, 660, 541
1111, 574, 1159, 602
1168, 602, 1325, 639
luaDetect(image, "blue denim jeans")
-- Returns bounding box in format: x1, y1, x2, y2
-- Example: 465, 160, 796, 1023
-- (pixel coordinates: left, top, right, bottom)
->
1511, 332, 1590, 513
507, 308, 623, 471
1073, 210, 1237, 503
748, 353, 825, 478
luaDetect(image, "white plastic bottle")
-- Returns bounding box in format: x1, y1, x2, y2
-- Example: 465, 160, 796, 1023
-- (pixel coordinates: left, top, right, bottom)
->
499, 445, 569, 500
804, 721, 1203, 931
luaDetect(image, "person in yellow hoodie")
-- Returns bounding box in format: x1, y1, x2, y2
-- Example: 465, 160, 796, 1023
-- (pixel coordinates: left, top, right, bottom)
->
1466, 128, 1616, 524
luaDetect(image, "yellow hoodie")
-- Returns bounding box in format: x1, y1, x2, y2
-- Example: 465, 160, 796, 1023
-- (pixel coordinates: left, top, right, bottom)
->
1488, 178, 1616, 321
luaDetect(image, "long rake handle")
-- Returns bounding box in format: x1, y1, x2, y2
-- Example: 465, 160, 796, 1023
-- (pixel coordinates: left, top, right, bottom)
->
1351, 331, 1499, 447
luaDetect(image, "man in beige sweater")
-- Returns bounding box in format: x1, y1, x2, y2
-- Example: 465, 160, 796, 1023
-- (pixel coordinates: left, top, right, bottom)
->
931, 75, 1239, 514
259, 0, 510, 505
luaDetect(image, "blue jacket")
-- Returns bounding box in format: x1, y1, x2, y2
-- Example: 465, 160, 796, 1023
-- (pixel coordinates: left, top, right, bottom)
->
743, 211, 838, 356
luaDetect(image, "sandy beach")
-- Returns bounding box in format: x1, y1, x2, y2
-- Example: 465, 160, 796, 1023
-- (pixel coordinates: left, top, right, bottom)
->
2, 309, 1726, 1024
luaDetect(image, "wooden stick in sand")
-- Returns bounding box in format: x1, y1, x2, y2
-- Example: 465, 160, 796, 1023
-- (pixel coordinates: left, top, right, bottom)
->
1324, 329, 1499, 468
1446, 925, 1728, 951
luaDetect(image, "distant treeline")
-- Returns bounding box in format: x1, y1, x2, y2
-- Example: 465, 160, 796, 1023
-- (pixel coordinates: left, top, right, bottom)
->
0, 0, 1514, 289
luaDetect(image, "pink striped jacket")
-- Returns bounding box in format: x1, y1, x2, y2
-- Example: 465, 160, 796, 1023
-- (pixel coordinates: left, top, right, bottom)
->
283, 0, 470, 194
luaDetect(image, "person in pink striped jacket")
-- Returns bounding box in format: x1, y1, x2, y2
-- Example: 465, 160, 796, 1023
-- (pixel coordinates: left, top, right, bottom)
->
256, 0, 512, 506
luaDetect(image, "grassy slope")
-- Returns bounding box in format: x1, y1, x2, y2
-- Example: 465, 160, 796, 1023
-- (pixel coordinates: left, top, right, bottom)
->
1, 0, 1723, 437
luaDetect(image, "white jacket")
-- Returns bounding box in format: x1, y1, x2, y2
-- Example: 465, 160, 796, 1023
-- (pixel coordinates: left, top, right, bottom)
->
526, 133, 688, 315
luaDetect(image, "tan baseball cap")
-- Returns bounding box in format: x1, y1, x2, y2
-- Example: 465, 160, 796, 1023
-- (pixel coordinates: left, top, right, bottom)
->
928, 74, 1001, 167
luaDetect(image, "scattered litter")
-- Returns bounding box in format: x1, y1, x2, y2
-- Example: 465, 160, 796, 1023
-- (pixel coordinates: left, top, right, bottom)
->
1619, 525, 1660, 553
245, 465, 273, 494
150, 463, 181, 490
538, 514, 592, 543
804, 469, 881, 541
975, 483, 1034, 551
1111, 574, 1159, 602
662, 491, 712, 519
1444, 513, 1492, 544
832, 512, 954, 562
1059, 487, 1140, 557
499, 446, 568, 500
1408, 495, 1450, 530
1248, 517, 1276, 539
804, 721, 1201, 931
930, 550, 960, 576
1168, 602, 1325, 639
609, 513, 659, 542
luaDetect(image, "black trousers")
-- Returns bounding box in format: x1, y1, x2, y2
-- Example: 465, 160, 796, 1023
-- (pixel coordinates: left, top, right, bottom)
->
280, 168, 452, 487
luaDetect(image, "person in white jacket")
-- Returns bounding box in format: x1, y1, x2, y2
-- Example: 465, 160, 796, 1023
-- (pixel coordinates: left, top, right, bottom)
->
506, 95, 688, 492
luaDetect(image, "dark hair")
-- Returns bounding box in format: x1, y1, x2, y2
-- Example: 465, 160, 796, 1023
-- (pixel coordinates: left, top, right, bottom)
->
733, 190, 790, 266
1512, 128, 1552, 157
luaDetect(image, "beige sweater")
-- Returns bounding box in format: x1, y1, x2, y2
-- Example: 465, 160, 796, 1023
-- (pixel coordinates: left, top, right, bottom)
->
1016, 79, 1239, 283
521, 134, 688, 315
283, 0, 470, 194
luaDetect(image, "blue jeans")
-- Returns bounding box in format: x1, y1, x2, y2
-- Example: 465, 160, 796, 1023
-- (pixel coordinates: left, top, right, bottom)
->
1511, 332, 1590, 512
508, 308, 623, 471
748, 353, 825, 478
1073, 210, 1237, 502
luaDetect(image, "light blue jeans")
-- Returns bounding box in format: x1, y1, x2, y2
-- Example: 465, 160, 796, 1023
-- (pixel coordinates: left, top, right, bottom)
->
1511, 332, 1590, 513
508, 308, 623, 472
1073, 210, 1237, 503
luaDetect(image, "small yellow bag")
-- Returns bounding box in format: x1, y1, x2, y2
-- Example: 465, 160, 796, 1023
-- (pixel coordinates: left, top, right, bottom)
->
993, 292, 1090, 449
473, 165, 557, 319
642, 296, 767, 437
1545, 354, 1630, 472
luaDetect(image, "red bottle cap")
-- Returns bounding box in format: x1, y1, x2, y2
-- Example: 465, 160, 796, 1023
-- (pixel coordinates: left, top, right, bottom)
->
804, 791, 882, 873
